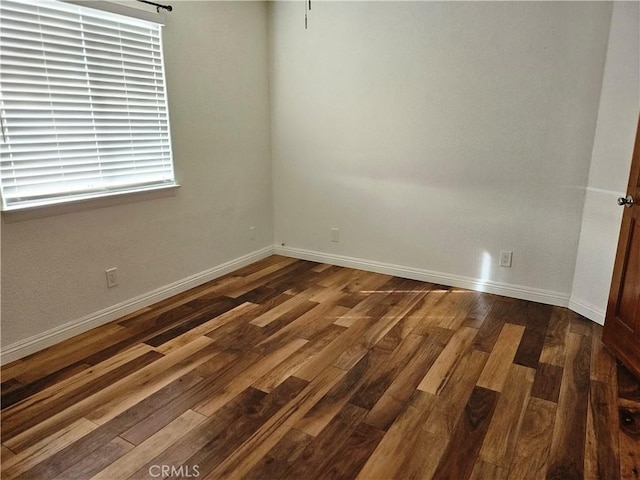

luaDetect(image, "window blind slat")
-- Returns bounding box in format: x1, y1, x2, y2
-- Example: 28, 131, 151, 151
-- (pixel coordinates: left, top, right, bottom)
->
3, 164, 172, 183
1, 51, 164, 77
1, 159, 173, 171
0, 23, 161, 48
0, 0, 175, 210
2, 3, 161, 36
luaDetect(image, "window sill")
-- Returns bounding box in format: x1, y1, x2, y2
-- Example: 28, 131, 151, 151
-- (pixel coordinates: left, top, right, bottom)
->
2, 184, 181, 223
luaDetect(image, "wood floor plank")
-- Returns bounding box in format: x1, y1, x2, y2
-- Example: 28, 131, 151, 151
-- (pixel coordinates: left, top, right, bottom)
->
333, 289, 395, 329
1, 360, 30, 383
115, 302, 199, 337
470, 459, 509, 480
117, 373, 216, 445
514, 326, 547, 370
234, 285, 282, 305
277, 403, 368, 480
9, 369, 206, 478
424, 349, 489, 439
372, 299, 424, 353
142, 296, 240, 348
618, 398, 640, 480
1, 417, 97, 479
10, 323, 128, 384
170, 377, 309, 480
585, 382, 600, 480
364, 327, 455, 431
2, 343, 155, 427
254, 301, 341, 351
2, 349, 163, 441
585, 379, 621, 480
297, 304, 351, 341
252, 324, 345, 393
295, 348, 385, 437
193, 338, 308, 417
113, 258, 280, 329
126, 386, 270, 480
84, 295, 237, 365
401, 431, 450, 480
546, 332, 592, 480
1, 258, 632, 480
1, 361, 91, 409
204, 292, 296, 351
531, 362, 564, 403
411, 287, 461, 331
85, 336, 216, 425
332, 289, 426, 370
251, 301, 321, 356
591, 325, 617, 383
316, 422, 385, 480
52, 437, 134, 480
417, 326, 478, 395
461, 292, 496, 329
154, 301, 259, 355
350, 332, 425, 411
1, 445, 16, 463
540, 307, 572, 367
473, 298, 519, 353
335, 272, 394, 309
195, 350, 237, 377
263, 263, 324, 294
1, 378, 24, 397
204, 366, 346, 479
479, 364, 536, 468
230, 256, 303, 282
293, 308, 385, 382
239, 428, 313, 480
357, 390, 437, 480
507, 397, 557, 480
437, 289, 483, 331
512, 302, 552, 369
226, 260, 318, 298
307, 282, 347, 305
233, 255, 298, 277
315, 264, 358, 287
250, 292, 319, 328
89, 409, 206, 480
618, 363, 640, 403
569, 311, 594, 337
407, 288, 451, 335
476, 323, 526, 392
431, 386, 499, 480
104, 351, 263, 452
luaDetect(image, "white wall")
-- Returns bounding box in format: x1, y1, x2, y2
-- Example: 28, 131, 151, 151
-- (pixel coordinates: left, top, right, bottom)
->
1, 2, 273, 353
2, 1, 632, 363
270, 1, 612, 303
570, 1, 640, 324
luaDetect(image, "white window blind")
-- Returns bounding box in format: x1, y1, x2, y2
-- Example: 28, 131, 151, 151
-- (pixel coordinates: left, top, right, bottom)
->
0, 0, 175, 210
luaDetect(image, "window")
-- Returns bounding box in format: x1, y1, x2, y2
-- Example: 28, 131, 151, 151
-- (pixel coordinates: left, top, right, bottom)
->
0, 0, 175, 211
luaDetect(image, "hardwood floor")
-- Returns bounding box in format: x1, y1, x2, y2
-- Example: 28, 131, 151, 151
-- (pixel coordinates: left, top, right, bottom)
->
1, 255, 639, 479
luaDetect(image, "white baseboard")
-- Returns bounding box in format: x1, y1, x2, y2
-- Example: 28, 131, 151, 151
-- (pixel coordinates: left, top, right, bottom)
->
3, 244, 597, 365
568, 297, 606, 325
274, 245, 571, 308
0, 246, 274, 365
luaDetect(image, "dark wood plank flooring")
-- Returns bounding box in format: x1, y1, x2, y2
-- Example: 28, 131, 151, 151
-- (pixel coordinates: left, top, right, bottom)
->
1, 255, 639, 479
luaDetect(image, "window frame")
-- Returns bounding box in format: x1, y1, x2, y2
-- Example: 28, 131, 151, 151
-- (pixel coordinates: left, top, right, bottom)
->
0, 0, 178, 212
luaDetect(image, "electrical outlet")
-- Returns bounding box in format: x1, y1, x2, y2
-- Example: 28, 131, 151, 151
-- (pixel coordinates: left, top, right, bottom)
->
499, 251, 513, 268
249, 226, 256, 241
106, 267, 118, 288
330, 227, 339, 243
